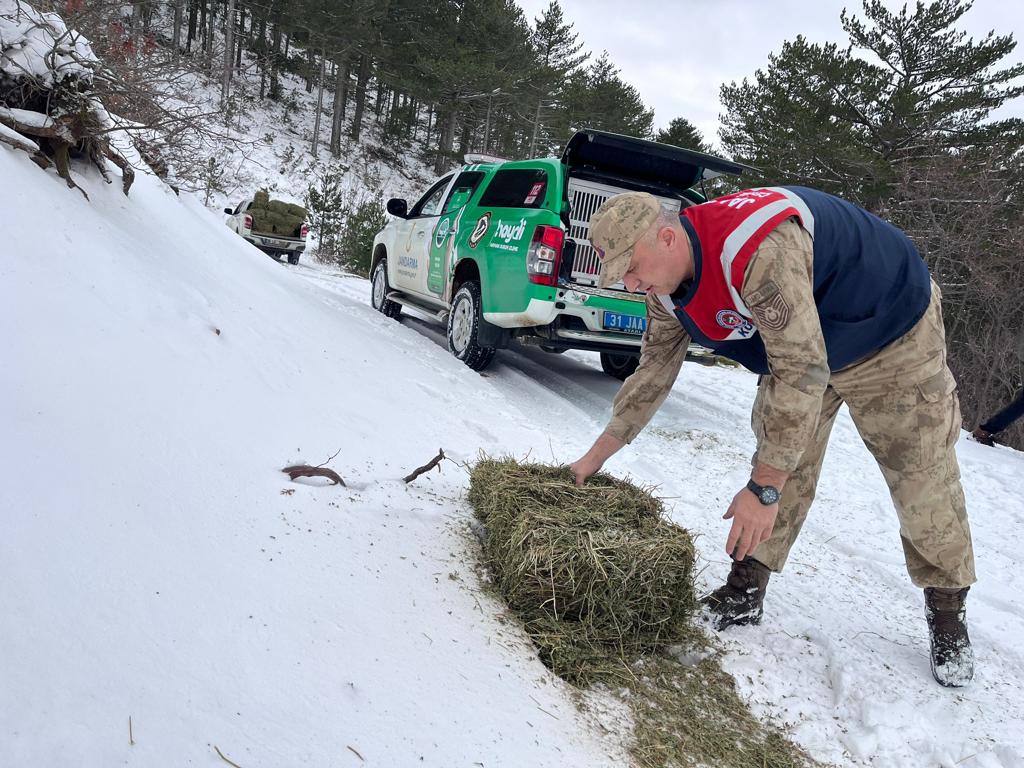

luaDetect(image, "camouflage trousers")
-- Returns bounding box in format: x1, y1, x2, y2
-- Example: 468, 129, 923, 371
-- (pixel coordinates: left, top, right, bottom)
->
751, 282, 976, 588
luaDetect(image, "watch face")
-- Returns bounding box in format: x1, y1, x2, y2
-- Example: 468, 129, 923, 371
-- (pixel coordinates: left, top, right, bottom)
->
760, 486, 781, 505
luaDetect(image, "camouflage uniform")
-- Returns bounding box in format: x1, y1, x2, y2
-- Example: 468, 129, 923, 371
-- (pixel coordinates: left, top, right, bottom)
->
605, 219, 975, 589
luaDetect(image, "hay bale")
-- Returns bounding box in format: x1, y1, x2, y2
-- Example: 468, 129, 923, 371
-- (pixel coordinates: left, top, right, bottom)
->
250, 208, 301, 235
247, 192, 305, 235
267, 199, 307, 220
468, 458, 697, 681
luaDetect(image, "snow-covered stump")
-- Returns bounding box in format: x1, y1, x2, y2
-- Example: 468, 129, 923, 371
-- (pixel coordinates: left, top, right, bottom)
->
0, 0, 133, 197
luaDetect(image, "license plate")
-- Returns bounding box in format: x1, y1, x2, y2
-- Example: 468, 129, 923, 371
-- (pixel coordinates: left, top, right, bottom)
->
602, 311, 647, 335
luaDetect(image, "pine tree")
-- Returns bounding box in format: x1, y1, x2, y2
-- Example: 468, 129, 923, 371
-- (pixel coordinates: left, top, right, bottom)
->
719, 0, 1024, 208
528, 0, 588, 154
554, 52, 653, 140
656, 117, 711, 153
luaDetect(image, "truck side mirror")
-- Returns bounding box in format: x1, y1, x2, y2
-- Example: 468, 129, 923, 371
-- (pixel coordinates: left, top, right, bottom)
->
223, 207, 233, 214
387, 198, 408, 218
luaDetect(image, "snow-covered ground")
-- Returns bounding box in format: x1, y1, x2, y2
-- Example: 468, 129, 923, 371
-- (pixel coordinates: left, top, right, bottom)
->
3, 132, 1024, 768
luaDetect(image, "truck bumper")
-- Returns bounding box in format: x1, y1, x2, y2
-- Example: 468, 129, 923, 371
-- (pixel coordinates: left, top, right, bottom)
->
244, 234, 305, 257
484, 297, 643, 352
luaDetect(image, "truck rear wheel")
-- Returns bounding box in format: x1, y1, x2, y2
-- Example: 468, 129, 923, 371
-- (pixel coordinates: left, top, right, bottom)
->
448, 282, 496, 371
288, 253, 300, 265
600, 352, 639, 381
371, 259, 402, 318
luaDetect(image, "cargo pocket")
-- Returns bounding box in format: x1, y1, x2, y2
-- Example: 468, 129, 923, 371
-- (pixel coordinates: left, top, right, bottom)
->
915, 368, 959, 471
750, 378, 769, 466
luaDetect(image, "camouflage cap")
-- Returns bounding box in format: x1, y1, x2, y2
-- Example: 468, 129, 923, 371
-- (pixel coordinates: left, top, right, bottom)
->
589, 192, 661, 288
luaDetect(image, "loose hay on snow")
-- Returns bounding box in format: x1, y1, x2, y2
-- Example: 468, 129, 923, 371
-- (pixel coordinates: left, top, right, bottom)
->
467, 457, 820, 768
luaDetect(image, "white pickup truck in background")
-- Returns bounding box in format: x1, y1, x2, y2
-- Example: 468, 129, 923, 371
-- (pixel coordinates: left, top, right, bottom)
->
225, 193, 309, 265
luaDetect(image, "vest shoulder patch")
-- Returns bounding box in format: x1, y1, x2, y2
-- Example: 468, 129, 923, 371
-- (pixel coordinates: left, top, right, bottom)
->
746, 280, 791, 331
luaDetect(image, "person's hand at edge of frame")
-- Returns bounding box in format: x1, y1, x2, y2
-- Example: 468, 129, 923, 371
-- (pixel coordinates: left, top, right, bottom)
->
724, 486, 778, 561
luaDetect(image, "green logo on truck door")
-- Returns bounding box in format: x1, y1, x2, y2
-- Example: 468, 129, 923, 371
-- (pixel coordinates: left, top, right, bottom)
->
428, 211, 459, 296
434, 218, 451, 249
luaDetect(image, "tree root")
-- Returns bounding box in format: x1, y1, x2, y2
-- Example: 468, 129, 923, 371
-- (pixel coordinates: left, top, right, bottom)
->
102, 140, 135, 195
53, 141, 88, 200
281, 464, 346, 486
0, 110, 134, 197
0, 128, 38, 153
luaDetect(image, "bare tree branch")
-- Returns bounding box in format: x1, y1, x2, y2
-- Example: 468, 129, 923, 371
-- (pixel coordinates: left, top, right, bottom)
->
403, 449, 446, 484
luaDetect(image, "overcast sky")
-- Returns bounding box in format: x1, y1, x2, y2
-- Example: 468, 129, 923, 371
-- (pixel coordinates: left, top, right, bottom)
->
514, 0, 1024, 148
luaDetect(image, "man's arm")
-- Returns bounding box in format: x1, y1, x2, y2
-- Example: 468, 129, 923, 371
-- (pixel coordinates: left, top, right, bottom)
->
571, 292, 689, 484
725, 218, 830, 559
743, 219, 830, 474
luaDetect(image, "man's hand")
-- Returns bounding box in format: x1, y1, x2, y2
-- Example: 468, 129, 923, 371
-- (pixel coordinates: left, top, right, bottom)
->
569, 454, 604, 486
723, 486, 778, 561
569, 432, 627, 487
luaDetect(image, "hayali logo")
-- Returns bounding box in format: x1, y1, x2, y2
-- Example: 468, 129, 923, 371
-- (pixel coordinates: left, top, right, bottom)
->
495, 217, 527, 244
434, 217, 451, 249
469, 212, 491, 249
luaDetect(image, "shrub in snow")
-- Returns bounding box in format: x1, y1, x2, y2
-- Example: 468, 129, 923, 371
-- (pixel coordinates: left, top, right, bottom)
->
199, 156, 227, 206
304, 166, 346, 259
335, 197, 388, 277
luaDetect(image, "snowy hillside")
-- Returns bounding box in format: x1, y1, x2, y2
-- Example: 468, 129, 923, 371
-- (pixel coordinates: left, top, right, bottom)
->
2, 134, 1024, 768
170, 41, 438, 228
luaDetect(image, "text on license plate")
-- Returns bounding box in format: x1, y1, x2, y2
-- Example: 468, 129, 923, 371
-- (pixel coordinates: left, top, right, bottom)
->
602, 311, 647, 335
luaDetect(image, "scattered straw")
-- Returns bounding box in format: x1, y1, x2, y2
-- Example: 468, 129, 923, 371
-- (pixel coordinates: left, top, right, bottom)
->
468, 457, 819, 768
214, 746, 244, 768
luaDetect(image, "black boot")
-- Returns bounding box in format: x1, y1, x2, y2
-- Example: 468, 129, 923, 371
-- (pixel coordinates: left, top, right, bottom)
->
701, 557, 771, 630
925, 586, 975, 687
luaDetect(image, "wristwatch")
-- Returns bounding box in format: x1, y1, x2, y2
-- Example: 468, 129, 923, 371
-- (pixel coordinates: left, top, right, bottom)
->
746, 478, 781, 506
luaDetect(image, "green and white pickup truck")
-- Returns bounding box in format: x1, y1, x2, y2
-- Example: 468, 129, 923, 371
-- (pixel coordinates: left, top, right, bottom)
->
369, 129, 748, 377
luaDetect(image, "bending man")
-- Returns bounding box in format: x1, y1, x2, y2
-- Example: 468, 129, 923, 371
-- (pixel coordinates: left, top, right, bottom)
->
570, 188, 976, 687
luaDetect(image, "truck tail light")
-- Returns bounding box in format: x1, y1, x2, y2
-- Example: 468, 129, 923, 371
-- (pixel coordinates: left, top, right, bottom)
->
527, 225, 563, 286
300, 223, 309, 239
243, 213, 253, 230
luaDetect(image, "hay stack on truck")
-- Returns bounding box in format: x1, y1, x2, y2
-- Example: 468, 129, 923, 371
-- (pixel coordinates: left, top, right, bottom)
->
225, 190, 309, 264
368, 130, 749, 377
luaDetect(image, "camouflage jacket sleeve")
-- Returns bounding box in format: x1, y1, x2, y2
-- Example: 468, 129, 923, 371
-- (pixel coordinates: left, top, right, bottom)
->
741, 219, 830, 473
604, 292, 690, 444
